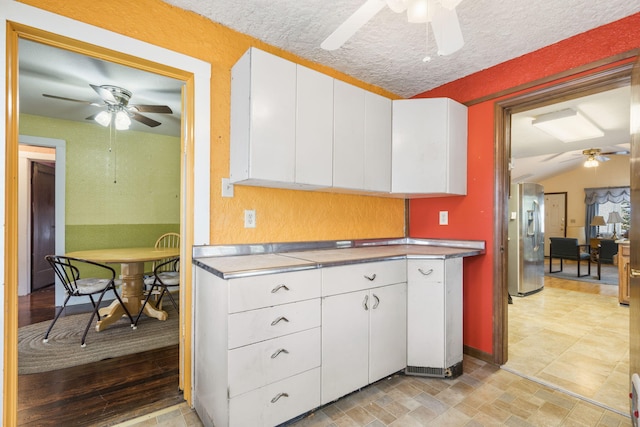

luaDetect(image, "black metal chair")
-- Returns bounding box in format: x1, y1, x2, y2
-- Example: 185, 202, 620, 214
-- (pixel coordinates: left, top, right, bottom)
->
44, 255, 134, 347
135, 257, 179, 327
549, 237, 591, 277
597, 239, 619, 280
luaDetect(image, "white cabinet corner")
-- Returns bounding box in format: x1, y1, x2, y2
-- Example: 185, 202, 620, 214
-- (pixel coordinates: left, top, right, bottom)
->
392, 98, 467, 197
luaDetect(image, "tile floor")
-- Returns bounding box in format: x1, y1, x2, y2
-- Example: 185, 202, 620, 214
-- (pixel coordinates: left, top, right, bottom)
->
116, 273, 632, 426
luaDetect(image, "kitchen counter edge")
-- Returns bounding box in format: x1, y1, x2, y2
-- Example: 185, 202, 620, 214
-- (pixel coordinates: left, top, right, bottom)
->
193, 238, 485, 280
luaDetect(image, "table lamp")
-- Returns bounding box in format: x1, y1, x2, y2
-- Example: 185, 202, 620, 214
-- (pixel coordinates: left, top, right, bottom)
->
607, 211, 623, 240
590, 215, 606, 238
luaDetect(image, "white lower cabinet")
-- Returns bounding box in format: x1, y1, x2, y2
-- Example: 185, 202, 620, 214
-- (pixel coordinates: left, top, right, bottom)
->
406, 258, 463, 378
194, 255, 464, 426
194, 268, 322, 427
321, 261, 407, 405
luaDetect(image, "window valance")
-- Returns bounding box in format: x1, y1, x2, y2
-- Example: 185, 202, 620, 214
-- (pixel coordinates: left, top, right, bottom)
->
584, 186, 630, 205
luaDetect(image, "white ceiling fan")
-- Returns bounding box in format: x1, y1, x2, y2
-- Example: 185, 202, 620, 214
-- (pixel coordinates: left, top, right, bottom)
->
321, 0, 464, 60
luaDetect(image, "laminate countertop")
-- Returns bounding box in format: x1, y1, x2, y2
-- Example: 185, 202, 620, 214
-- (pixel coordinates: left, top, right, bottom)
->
193, 239, 484, 279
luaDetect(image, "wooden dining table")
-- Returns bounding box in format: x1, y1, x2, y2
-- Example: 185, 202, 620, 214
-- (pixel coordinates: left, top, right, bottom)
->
66, 247, 180, 331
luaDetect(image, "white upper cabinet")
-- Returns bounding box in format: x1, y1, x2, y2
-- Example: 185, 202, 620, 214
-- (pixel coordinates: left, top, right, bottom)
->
230, 48, 297, 187
392, 98, 468, 197
229, 48, 467, 197
295, 65, 333, 188
333, 79, 366, 190
333, 80, 392, 193
364, 91, 392, 193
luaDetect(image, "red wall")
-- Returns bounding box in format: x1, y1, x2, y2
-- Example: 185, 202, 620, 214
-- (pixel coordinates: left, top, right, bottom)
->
409, 12, 640, 356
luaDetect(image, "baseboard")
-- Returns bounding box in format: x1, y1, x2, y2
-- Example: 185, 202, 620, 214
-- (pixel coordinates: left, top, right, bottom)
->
464, 345, 494, 364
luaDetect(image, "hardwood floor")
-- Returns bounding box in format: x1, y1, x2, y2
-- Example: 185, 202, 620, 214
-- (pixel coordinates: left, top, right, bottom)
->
18, 286, 183, 426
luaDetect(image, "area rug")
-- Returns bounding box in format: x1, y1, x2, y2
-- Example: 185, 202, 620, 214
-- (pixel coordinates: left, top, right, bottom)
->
18, 303, 178, 375
543, 260, 618, 285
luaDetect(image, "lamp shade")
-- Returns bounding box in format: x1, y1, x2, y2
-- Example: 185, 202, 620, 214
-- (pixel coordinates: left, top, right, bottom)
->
607, 212, 623, 224
590, 216, 606, 226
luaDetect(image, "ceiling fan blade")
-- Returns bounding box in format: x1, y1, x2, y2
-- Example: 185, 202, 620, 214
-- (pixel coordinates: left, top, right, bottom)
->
90, 84, 118, 104
132, 112, 161, 127
321, 0, 387, 50
431, 5, 464, 56
130, 104, 173, 114
595, 155, 610, 162
43, 93, 101, 106
601, 150, 630, 156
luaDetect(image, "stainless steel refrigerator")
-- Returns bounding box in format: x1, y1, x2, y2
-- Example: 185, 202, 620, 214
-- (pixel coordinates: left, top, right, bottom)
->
508, 182, 545, 296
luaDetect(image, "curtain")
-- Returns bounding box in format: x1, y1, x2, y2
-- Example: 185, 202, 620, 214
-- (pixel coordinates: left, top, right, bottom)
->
584, 186, 630, 240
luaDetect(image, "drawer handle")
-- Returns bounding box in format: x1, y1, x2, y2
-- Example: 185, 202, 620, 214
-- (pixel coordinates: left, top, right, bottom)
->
271, 348, 289, 359
271, 392, 289, 403
271, 316, 289, 326
364, 274, 377, 281
631, 268, 640, 278
363, 294, 369, 311
418, 268, 434, 276
372, 293, 380, 309
271, 284, 290, 293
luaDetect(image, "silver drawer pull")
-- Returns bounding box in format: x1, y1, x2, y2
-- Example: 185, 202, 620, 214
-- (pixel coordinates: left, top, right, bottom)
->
271, 284, 290, 293
271, 392, 289, 403
271, 348, 289, 359
418, 268, 434, 276
271, 348, 290, 359
271, 316, 289, 326
363, 294, 369, 311
372, 293, 380, 309
364, 273, 377, 281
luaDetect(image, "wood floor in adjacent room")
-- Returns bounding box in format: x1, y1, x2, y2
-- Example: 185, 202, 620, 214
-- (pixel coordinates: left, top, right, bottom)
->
17, 286, 184, 426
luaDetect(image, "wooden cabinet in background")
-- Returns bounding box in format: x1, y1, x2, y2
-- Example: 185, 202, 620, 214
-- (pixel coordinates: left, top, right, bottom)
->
618, 242, 630, 305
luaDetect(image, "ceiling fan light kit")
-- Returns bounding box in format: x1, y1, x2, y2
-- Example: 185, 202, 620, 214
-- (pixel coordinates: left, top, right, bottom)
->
321, 0, 464, 59
42, 83, 173, 130
531, 108, 604, 143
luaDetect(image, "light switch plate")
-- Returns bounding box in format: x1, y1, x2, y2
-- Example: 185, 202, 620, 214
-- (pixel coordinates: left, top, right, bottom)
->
222, 178, 234, 197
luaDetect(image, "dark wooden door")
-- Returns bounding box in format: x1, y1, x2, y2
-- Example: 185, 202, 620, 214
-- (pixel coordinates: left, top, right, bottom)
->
31, 161, 55, 292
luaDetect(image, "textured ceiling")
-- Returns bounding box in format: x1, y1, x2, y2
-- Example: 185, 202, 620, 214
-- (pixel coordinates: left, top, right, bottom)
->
162, 0, 640, 98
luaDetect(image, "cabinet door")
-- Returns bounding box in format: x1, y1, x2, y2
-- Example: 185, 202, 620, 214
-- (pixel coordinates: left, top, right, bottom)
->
296, 65, 333, 187
333, 80, 365, 189
364, 92, 392, 193
230, 47, 296, 185
406, 260, 445, 368
321, 290, 369, 404
369, 283, 407, 383
391, 98, 467, 196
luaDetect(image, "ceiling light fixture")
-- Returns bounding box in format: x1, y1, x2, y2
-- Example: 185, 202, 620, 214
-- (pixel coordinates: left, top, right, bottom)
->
583, 156, 599, 168
94, 107, 132, 130
531, 108, 604, 143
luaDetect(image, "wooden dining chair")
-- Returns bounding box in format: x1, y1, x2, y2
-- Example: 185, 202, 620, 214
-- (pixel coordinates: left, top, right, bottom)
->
44, 255, 134, 347
144, 232, 180, 307
135, 257, 180, 327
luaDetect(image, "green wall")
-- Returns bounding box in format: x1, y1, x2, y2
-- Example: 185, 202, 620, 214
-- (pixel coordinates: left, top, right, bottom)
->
20, 114, 180, 265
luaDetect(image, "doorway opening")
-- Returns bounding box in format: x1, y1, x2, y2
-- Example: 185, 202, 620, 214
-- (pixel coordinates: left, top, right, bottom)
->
4, 15, 208, 423
497, 59, 634, 415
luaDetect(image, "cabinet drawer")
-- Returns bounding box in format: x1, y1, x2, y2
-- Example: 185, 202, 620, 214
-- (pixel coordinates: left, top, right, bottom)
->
228, 328, 320, 397
229, 269, 321, 313
228, 299, 320, 349
229, 367, 320, 427
407, 260, 444, 283
322, 260, 406, 296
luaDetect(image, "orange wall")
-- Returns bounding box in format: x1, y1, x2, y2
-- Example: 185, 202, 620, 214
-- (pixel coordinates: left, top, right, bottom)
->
410, 13, 640, 354
20, 0, 405, 244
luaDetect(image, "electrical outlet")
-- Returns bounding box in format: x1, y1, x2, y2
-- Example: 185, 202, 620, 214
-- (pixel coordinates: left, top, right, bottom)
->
439, 211, 449, 225
244, 209, 256, 228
